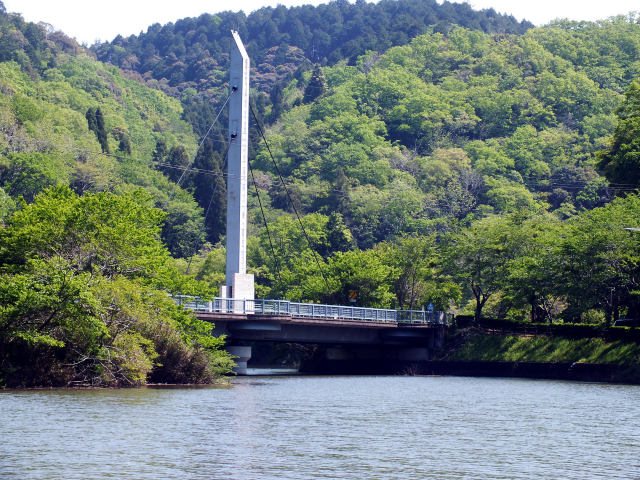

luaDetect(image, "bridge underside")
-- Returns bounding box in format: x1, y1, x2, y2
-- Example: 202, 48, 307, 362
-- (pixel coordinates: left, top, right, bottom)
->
196, 312, 445, 374
199, 312, 441, 345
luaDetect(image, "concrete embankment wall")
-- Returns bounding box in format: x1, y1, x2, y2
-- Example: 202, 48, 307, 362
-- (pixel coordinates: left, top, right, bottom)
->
419, 360, 640, 384
300, 358, 640, 384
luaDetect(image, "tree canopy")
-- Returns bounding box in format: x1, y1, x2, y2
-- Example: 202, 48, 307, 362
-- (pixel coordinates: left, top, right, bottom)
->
0, 186, 233, 387
598, 81, 640, 187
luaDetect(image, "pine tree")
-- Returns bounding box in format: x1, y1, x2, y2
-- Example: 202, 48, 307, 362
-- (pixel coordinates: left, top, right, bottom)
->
118, 135, 131, 155
86, 107, 109, 153
153, 139, 168, 163
303, 64, 327, 103
268, 83, 284, 123
85, 107, 97, 133
94, 108, 109, 154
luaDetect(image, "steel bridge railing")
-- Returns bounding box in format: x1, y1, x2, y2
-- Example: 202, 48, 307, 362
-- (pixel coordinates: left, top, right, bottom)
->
172, 296, 453, 325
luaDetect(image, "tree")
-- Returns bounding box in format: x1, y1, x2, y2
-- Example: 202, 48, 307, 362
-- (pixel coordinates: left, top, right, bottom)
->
0, 152, 69, 202
377, 235, 460, 310
556, 194, 640, 325
598, 81, 640, 187
86, 107, 110, 154
268, 83, 285, 122
502, 214, 565, 323
283, 248, 397, 307
303, 64, 328, 103
189, 138, 226, 244
162, 145, 189, 183
444, 215, 520, 322
153, 138, 168, 163
112, 126, 132, 155
0, 186, 232, 387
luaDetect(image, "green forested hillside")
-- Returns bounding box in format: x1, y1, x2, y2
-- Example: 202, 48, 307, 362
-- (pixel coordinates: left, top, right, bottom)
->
94, 10, 640, 249
253, 19, 640, 246
234, 16, 640, 325
90, 0, 532, 208
93, 0, 530, 96
0, 15, 208, 257
3, 1, 640, 386
0, 6, 233, 387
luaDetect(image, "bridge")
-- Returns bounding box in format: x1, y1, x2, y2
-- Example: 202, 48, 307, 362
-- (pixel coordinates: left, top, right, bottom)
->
177, 297, 451, 373
179, 32, 453, 374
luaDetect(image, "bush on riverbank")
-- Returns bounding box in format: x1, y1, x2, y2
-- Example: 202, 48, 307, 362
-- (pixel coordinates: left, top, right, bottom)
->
444, 334, 640, 365
0, 186, 234, 387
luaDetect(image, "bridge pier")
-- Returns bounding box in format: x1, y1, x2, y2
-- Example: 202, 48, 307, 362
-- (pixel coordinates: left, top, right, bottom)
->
226, 345, 252, 375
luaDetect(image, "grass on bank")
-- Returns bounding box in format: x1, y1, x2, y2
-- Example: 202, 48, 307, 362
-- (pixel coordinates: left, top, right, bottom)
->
446, 335, 640, 365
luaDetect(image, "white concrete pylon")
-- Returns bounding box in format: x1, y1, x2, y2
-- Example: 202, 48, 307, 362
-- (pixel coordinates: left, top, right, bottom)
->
222, 30, 254, 303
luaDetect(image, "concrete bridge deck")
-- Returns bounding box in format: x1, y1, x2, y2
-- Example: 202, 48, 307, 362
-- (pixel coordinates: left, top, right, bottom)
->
178, 297, 451, 373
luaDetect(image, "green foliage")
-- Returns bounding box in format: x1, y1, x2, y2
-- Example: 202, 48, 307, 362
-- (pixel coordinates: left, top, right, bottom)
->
303, 64, 327, 103
0, 187, 16, 222
0, 187, 232, 387
448, 335, 640, 365
249, 21, 640, 251
86, 107, 109, 153
282, 248, 397, 308
12, 94, 42, 123
598, 81, 640, 187
248, 211, 353, 296
444, 215, 525, 321
0, 152, 71, 202
376, 235, 460, 310
92, 0, 530, 97
556, 194, 640, 324
0, 51, 204, 257
448, 196, 640, 325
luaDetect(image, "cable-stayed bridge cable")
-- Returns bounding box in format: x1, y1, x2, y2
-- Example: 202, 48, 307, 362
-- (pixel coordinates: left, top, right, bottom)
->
249, 101, 332, 296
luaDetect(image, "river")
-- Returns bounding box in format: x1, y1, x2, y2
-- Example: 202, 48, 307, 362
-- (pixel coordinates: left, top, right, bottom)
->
1, 375, 638, 479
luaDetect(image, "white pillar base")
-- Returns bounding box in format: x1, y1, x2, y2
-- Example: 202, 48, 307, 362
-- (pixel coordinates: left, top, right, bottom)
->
226, 346, 252, 375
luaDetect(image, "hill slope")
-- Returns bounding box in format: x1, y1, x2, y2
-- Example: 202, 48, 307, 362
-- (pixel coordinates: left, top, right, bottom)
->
0, 5, 209, 257
92, 0, 531, 98
252, 18, 640, 248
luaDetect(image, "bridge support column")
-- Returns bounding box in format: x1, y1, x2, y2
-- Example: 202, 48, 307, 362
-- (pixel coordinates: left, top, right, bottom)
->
226, 345, 252, 375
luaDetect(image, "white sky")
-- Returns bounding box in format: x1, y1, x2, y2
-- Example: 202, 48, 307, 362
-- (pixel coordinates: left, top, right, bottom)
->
3, 0, 639, 46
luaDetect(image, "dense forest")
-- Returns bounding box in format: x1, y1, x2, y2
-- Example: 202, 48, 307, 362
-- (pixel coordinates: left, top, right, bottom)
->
2, 0, 640, 386
239, 15, 640, 325
93, 0, 531, 95
0, 3, 232, 387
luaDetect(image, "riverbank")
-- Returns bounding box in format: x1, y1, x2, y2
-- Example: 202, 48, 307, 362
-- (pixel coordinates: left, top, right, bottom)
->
297, 327, 640, 383
428, 327, 640, 383
299, 357, 640, 383
442, 332, 640, 364
420, 360, 640, 383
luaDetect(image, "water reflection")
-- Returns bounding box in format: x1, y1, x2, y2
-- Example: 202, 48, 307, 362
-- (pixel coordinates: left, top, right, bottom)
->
1, 377, 639, 479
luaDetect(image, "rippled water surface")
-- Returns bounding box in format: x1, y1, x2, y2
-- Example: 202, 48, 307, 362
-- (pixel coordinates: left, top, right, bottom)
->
1, 376, 639, 479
